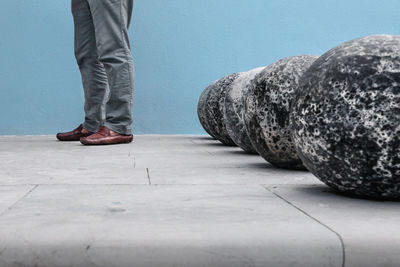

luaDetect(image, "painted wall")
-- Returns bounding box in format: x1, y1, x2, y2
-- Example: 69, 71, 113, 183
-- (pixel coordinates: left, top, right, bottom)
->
1, 0, 400, 135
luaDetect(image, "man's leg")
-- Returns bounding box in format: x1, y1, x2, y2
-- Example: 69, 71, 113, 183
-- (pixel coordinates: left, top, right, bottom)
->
71, 0, 109, 133
87, 0, 135, 135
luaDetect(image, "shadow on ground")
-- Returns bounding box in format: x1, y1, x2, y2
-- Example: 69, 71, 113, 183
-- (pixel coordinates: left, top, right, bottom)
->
293, 184, 400, 203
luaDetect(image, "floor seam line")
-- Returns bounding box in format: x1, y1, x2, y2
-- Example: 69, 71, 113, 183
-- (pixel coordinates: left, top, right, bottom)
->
263, 186, 346, 267
0, 184, 39, 218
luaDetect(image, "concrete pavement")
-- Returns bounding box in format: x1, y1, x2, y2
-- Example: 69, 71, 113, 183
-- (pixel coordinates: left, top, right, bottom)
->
0, 135, 398, 267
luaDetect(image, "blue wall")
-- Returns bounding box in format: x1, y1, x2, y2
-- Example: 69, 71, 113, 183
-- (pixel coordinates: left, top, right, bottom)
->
1, 0, 400, 135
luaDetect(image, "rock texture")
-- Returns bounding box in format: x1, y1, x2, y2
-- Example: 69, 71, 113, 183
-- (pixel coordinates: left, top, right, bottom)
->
245, 55, 318, 169
204, 73, 240, 146
224, 67, 266, 153
290, 35, 400, 199
198, 85, 216, 138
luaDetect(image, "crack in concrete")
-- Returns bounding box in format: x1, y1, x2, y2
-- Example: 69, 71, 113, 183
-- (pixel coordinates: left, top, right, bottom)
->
189, 139, 215, 156
0, 185, 39, 218
146, 168, 151, 185
264, 186, 346, 267
128, 152, 136, 169
205, 150, 214, 156
84, 244, 100, 267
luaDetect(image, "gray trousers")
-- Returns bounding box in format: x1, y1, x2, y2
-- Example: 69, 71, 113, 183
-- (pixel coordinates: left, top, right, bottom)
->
71, 0, 134, 135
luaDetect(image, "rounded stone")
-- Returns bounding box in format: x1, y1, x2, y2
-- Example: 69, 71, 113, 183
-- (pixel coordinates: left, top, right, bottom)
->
224, 67, 266, 153
290, 35, 400, 199
198, 84, 216, 138
244, 55, 319, 169
204, 73, 240, 146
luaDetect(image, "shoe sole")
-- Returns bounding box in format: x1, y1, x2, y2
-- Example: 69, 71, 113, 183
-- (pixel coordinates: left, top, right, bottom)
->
80, 136, 134, 146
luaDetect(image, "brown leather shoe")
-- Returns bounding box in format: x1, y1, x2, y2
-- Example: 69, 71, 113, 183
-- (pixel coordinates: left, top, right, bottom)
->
80, 126, 133, 146
56, 124, 93, 141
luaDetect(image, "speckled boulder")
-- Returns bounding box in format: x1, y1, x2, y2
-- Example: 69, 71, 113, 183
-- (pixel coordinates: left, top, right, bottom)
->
224, 67, 266, 153
290, 35, 400, 199
203, 73, 240, 146
198, 84, 216, 138
244, 55, 319, 169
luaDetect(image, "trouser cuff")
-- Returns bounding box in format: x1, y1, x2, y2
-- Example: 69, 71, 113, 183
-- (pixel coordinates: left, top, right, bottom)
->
104, 122, 132, 135
83, 122, 100, 133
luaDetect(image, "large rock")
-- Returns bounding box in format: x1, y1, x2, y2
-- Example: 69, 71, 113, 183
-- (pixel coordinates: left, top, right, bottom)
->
290, 35, 400, 199
198, 84, 216, 138
204, 73, 240, 146
224, 67, 265, 153
245, 55, 318, 169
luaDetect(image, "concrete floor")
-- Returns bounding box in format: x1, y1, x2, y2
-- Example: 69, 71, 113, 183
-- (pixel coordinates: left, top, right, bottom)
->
0, 135, 399, 267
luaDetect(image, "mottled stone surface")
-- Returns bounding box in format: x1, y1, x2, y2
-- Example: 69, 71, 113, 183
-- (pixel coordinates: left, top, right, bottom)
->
198, 85, 216, 138
224, 67, 265, 153
245, 55, 318, 169
204, 73, 240, 146
290, 35, 400, 199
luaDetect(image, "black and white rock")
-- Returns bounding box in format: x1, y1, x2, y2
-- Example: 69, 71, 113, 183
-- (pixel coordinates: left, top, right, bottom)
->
204, 73, 240, 146
244, 55, 319, 169
224, 67, 266, 153
290, 35, 400, 199
198, 84, 216, 138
